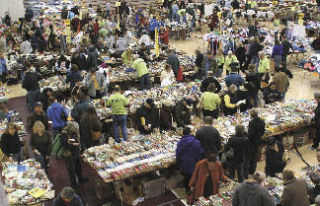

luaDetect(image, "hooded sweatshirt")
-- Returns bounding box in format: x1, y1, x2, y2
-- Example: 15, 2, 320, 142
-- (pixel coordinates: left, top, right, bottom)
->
47, 102, 68, 128
232, 181, 275, 206
176, 135, 204, 175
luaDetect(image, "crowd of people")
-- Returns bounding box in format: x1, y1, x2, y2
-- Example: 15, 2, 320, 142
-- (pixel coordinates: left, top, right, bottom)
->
0, 0, 320, 205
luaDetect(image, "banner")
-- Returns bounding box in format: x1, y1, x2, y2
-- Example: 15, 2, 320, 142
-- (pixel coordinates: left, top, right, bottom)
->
155, 28, 160, 57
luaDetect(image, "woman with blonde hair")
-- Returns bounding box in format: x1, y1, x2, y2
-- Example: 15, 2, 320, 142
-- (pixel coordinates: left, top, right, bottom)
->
30, 120, 52, 169
0, 123, 23, 163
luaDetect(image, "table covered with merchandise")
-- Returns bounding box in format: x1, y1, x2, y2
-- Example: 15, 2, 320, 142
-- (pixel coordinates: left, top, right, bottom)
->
83, 132, 180, 183
190, 99, 316, 143
84, 99, 316, 183
1, 160, 54, 205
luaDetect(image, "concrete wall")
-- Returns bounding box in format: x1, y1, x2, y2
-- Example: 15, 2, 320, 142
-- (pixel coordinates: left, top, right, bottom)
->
0, 0, 25, 22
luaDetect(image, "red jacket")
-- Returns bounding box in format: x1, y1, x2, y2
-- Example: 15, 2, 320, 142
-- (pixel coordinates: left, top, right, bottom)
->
160, 29, 169, 45
189, 159, 228, 199
94, 23, 99, 35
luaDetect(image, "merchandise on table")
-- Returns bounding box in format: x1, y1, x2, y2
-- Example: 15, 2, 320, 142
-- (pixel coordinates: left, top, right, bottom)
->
83, 132, 180, 182
0, 111, 26, 137
2, 159, 54, 205
192, 99, 316, 142
39, 75, 69, 92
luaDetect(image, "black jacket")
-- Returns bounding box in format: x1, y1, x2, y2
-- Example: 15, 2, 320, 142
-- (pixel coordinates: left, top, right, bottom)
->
80, 113, 101, 149
314, 103, 320, 129
249, 42, 263, 57
37, 90, 51, 112
195, 52, 204, 68
0, 132, 23, 156
22, 72, 40, 91
26, 112, 49, 134
174, 100, 192, 128
135, 105, 159, 134
312, 36, 320, 51
263, 87, 281, 104
195, 126, 221, 155
265, 141, 286, 177
200, 77, 222, 93
248, 118, 265, 147
235, 46, 246, 63
225, 135, 249, 163
30, 131, 52, 155
160, 107, 175, 131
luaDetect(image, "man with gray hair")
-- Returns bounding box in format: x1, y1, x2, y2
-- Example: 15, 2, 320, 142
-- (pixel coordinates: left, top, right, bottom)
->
309, 92, 320, 150
53, 186, 83, 206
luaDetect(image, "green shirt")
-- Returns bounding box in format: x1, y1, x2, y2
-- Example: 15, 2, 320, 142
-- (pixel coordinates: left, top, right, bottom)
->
258, 57, 270, 73
121, 50, 133, 65
178, 9, 186, 16
216, 55, 225, 66
132, 58, 149, 77
224, 55, 238, 72
106, 93, 129, 115
201, 92, 221, 111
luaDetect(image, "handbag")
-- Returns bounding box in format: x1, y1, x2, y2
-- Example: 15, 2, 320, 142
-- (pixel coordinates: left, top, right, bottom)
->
91, 122, 102, 141
52, 134, 71, 159
92, 130, 102, 141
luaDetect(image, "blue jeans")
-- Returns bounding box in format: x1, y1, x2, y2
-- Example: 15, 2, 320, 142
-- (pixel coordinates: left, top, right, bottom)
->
12, 150, 23, 164
27, 89, 40, 112
139, 74, 151, 90
172, 12, 178, 22
34, 153, 49, 169
251, 55, 259, 72
112, 115, 127, 142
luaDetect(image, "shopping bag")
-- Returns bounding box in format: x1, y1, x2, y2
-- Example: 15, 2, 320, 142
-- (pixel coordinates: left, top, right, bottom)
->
52, 134, 67, 159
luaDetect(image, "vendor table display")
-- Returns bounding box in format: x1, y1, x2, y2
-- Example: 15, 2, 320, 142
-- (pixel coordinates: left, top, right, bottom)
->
83, 132, 180, 183
1, 159, 54, 205
39, 75, 69, 92
84, 99, 316, 183
190, 99, 316, 142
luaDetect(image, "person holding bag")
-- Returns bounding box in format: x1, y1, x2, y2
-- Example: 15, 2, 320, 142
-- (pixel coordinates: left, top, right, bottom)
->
80, 105, 102, 150
60, 121, 88, 189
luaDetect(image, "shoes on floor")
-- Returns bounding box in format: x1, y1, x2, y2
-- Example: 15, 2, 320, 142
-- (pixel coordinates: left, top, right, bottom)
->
308, 146, 317, 150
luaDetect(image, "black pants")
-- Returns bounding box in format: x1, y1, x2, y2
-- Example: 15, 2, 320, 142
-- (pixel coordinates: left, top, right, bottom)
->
182, 172, 192, 193
64, 155, 83, 186
244, 147, 259, 178
150, 30, 155, 41
202, 109, 219, 119
228, 162, 244, 183
312, 129, 320, 148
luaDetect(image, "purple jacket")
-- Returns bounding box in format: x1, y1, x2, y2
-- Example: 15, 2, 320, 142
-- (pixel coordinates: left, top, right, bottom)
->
176, 135, 204, 175
272, 45, 283, 57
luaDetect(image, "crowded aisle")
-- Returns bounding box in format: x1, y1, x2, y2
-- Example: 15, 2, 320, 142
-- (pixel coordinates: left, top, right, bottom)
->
1, 0, 320, 206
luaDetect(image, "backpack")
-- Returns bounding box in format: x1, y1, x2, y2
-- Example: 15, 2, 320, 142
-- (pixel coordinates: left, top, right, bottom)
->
52, 134, 68, 159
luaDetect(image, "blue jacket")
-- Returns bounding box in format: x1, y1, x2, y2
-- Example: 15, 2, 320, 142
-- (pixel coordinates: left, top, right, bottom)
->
66, 70, 82, 88
225, 73, 245, 88
150, 18, 159, 31
172, 4, 179, 13
47, 102, 68, 128
0, 58, 7, 75
176, 135, 204, 175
